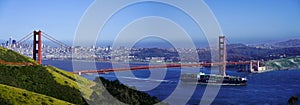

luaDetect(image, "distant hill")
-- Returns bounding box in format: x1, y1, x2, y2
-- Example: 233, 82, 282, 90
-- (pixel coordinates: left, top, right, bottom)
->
131, 40, 300, 63
226, 44, 300, 61
254, 39, 300, 48
273, 39, 300, 48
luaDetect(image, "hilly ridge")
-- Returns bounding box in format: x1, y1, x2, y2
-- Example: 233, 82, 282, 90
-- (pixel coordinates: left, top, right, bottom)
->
0, 47, 37, 63
273, 39, 300, 48
0, 47, 93, 104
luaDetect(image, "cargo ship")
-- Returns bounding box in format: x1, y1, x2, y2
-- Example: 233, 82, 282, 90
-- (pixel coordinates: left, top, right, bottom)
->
180, 72, 247, 86
180, 36, 247, 86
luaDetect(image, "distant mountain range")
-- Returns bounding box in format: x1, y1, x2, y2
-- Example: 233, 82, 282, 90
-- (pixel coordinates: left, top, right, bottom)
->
273, 39, 300, 48
254, 39, 300, 48
221, 39, 300, 61
131, 38, 300, 62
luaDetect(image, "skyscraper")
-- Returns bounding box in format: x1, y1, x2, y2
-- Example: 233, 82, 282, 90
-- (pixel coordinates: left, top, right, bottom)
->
9, 36, 12, 45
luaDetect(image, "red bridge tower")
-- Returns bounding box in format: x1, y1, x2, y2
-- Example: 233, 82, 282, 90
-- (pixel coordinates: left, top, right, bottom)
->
219, 36, 226, 76
33, 30, 42, 64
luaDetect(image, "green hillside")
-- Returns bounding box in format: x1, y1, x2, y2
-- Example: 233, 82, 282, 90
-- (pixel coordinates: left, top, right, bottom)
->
89, 77, 167, 105
0, 47, 36, 63
0, 47, 166, 104
0, 84, 73, 105
0, 65, 91, 104
0, 47, 94, 104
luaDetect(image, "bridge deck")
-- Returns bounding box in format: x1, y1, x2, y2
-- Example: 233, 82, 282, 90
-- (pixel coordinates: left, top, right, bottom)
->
73, 61, 252, 74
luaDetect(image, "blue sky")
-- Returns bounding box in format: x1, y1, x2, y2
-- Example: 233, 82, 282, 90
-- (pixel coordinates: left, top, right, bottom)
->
205, 0, 300, 43
0, 0, 299, 45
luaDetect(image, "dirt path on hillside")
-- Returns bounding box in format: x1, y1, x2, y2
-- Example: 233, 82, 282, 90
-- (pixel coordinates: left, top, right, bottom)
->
0, 60, 36, 66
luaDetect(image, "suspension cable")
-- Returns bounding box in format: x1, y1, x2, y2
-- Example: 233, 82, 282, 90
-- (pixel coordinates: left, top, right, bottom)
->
225, 36, 232, 45
42, 32, 68, 47
17, 32, 33, 44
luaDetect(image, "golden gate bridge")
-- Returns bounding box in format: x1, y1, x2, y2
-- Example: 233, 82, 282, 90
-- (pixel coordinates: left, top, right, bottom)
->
17, 30, 68, 64
16, 30, 263, 76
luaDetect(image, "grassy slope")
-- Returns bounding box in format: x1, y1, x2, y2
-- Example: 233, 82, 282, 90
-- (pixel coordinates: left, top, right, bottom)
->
0, 47, 36, 63
0, 47, 94, 104
0, 84, 73, 105
0, 65, 91, 104
0, 47, 165, 104
46, 66, 95, 100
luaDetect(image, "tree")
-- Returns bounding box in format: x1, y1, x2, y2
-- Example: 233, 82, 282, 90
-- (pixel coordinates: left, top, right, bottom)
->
288, 96, 298, 105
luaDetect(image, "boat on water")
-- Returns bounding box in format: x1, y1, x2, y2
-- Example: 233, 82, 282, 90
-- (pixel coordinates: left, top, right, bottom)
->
180, 36, 247, 86
180, 72, 247, 86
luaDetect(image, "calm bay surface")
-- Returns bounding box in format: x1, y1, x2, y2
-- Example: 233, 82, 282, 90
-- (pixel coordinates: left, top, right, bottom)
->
43, 60, 300, 105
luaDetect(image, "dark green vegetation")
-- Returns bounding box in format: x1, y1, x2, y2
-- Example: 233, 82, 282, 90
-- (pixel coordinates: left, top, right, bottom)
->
288, 96, 298, 105
0, 47, 165, 104
89, 77, 167, 105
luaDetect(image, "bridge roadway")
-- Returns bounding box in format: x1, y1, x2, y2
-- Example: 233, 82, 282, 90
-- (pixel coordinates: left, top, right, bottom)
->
73, 61, 252, 75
